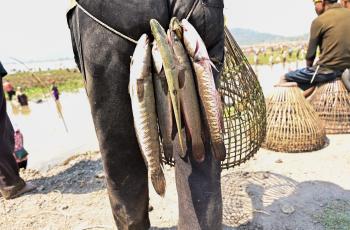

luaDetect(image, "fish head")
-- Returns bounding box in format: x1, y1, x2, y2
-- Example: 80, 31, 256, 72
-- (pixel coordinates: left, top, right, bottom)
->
150, 19, 167, 43
131, 34, 151, 79
181, 19, 200, 58
170, 17, 183, 40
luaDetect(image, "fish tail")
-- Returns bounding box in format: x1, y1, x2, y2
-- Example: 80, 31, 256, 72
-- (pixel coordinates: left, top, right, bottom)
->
192, 138, 205, 162
212, 141, 226, 161
151, 168, 166, 197
162, 141, 173, 163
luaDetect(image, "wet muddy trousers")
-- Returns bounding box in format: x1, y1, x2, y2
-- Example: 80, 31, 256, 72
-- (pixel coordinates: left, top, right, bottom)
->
68, 0, 224, 229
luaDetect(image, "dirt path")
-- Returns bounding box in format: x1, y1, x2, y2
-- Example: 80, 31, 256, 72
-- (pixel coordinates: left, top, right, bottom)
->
1, 135, 350, 230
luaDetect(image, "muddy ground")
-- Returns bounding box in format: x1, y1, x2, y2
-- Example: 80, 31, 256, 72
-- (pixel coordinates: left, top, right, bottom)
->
1, 134, 350, 230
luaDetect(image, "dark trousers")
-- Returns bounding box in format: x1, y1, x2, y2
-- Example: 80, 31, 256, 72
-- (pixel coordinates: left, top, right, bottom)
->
68, 1, 224, 229
18, 160, 28, 170
0, 78, 22, 191
7, 90, 16, 101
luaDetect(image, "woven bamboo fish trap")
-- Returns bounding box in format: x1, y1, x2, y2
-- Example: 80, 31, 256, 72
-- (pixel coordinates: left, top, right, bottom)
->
162, 27, 266, 169
263, 84, 326, 152
219, 27, 266, 169
309, 78, 350, 134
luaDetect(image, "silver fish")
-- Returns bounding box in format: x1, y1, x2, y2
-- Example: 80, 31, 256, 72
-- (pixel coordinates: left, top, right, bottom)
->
152, 42, 174, 162
129, 34, 166, 196
150, 19, 186, 158
181, 19, 226, 161
169, 18, 205, 162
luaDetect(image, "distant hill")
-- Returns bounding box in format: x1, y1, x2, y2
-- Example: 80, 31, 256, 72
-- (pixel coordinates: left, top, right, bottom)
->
230, 28, 308, 46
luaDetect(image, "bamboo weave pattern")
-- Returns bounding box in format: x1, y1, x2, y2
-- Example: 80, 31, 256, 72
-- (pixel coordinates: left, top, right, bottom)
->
309, 78, 350, 134
263, 85, 326, 152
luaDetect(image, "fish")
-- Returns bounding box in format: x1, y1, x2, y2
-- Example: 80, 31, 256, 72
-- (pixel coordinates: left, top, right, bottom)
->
129, 34, 166, 196
181, 19, 226, 161
150, 19, 186, 157
152, 42, 174, 162
169, 17, 205, 162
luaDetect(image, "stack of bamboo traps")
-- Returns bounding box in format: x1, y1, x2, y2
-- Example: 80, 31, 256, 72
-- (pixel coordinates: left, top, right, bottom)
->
263, 83, 326, 153
219, 27, 266, 169
309, 78, 350, 134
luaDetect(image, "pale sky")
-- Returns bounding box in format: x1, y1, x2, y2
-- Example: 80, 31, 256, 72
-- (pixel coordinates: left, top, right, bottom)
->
0, 0, 317, 62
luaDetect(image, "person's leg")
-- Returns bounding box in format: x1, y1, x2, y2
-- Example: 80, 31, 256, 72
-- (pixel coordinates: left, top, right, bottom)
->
170, 1, 224, 229
17, 160, 28, 170
67, 1, 169, 229
0, 79, 34, 199
341, 69, 350, 92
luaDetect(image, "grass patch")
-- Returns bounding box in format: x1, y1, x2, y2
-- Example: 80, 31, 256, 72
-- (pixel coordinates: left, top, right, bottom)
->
4, 69, 84, 100
314, 200, 350, 230
244, 50, 304, 65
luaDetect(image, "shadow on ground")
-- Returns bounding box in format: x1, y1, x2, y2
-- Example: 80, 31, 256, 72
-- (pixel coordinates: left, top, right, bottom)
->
17, 156, 350, 229
221, 171, 350, 230
22, 153, 105, 195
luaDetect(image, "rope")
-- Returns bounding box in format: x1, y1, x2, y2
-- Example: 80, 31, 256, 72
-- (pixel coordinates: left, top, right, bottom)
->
76, 3, 138, 45
186, 0, 200, 20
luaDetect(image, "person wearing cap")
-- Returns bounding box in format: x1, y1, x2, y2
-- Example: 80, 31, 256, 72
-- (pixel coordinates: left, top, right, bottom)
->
277, 0, 350, 94
0, 62, 35, 199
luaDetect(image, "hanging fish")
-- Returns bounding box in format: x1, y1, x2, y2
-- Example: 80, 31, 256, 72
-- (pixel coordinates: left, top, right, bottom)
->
181, 19, 226, 161
150, 19, 185, 157
152, 42, 174, 162
169, 17, 205, 162
129, 34, 166, 196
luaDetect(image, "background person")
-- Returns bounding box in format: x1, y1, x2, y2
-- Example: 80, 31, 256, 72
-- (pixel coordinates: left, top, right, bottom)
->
3, 80, 16, 101
13, 127, 29, 170
277, 0, 350, 92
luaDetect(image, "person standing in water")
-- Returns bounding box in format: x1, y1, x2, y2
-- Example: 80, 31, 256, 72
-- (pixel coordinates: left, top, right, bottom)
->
51, 81, 60, 101
13, 127, 29, 170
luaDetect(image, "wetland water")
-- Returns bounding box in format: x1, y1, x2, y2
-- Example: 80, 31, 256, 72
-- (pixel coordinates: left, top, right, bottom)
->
6, 62, 300, 170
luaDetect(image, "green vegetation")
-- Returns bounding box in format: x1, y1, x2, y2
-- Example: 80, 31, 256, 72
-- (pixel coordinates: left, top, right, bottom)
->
4, 69, 84, 100
244, 50, 304, 66
314, 200, 350, 230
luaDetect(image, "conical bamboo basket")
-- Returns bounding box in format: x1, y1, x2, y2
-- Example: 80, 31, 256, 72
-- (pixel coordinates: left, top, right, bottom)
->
161, 27, 266, 169
263, 84, 326, 152
309, 78, 350, 134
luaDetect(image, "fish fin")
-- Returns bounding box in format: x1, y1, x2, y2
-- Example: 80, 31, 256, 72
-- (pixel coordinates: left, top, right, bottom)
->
136, 79, 144, 101
182, 109, 205, 162
151, 168, 166, 197
217, 92, 225, 131
162, 140, 173, 163
209, 60, 219, 72
192, 139, 205, 162
212, 142, 226, 161
178, 67, 186, 89
160, 72, 169, 95
194, 40, 200, 57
